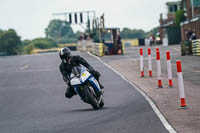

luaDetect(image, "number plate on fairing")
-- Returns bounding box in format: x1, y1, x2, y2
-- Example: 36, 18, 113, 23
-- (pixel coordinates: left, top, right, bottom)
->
80, 71, 90, 82
70, 78, 81, 85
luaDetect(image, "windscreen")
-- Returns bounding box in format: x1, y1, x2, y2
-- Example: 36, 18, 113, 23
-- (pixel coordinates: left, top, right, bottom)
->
71, 66, 81, 77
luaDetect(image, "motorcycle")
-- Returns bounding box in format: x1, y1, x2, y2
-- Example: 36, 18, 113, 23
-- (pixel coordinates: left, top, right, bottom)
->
70, 66, 104, 110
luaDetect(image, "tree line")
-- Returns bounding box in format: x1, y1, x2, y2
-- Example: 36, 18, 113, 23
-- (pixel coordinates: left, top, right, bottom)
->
0, 19, 81, 56
0, 29, 58, 55
0, 19, 158, 56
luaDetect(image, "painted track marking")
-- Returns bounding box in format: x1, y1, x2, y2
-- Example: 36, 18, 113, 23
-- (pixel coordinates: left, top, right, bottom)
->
21, 65, 29, 70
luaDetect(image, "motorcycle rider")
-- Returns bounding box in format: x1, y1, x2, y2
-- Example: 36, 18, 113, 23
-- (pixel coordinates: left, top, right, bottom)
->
59, 47, 104, 98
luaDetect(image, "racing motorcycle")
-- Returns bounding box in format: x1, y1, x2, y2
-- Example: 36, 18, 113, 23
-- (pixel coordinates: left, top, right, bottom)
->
70, 66, 104, 110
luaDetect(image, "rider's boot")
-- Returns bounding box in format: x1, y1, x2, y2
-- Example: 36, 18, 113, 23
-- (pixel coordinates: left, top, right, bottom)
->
99, 83, 104, 89
96, 77, 104, 89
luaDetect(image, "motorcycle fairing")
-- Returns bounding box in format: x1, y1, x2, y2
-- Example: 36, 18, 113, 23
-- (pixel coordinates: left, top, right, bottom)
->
89, 77, 101, 93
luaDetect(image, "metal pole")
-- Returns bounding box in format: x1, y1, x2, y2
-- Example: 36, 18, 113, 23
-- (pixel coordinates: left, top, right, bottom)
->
191, 0, 194, 18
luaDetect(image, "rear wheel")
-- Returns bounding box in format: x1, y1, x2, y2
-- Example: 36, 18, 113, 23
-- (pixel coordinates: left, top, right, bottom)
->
84, 87, 99, 110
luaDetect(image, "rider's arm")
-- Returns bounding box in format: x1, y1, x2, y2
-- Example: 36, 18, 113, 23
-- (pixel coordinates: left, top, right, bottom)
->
75, 55, 94, 70
74, 55, 101, 78
59, 63, 70, 85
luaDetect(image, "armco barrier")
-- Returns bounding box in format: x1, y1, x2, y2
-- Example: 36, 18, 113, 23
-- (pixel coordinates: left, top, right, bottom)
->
92, 43, 104, 56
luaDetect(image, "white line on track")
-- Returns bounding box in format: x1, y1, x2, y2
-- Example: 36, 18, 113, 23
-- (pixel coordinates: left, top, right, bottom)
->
88, 52, 177, 133
21, 65, 29, 70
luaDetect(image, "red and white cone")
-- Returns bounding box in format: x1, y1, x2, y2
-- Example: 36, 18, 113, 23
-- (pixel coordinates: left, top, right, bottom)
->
156, 47, 159, 52
148, 48, 152, 77
140, 48, 144, 77
156, 51, 162, 88
166, 51, 173, 87
176, 60, 187, 108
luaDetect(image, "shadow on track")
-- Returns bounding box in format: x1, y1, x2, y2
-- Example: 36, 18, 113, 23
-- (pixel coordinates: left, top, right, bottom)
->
64, 107, 109, 113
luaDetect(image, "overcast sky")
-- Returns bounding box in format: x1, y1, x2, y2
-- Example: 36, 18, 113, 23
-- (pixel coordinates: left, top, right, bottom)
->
0, 0, 176, 40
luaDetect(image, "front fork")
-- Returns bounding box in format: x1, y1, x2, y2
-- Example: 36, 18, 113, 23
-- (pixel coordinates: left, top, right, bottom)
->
89, 77, 101, 94
73, 84, 97, 102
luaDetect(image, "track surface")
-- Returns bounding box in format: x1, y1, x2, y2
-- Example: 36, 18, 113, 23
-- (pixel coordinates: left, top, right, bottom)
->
0, 52, 168, 133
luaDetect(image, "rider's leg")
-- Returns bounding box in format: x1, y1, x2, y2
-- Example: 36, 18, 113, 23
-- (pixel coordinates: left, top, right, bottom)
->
65, 86, 76, 98
91, 71, 104, 89
95, 76, 104, 89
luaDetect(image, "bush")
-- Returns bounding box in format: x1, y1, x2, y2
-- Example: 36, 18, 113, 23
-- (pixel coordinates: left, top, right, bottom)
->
29, 38, 57, 49
24, 44, 35, 54
0, 29, 23, 55
24, 38, 58, 54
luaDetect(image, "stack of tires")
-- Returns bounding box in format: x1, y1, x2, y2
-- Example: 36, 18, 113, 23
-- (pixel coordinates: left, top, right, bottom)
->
192, 40, 200, 56
181, 41, 192, 56
92, 43, 104, 56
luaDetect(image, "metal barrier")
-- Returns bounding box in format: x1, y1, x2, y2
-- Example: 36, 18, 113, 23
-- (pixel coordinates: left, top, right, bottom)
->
0, 52, 7, 56
92, 43, 104, 56
77, 40, 93, 52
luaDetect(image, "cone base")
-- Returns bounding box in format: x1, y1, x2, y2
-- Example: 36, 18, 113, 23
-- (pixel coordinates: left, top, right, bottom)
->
149, 71, 152, 77
141, 71, 144, 77
168, 79, 173, 87
180, 98, 187, 107
158, 80, 162, 88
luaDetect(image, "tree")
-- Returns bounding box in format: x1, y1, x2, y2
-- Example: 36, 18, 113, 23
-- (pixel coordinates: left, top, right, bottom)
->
45, 19, 77, 43
0, 29, 22, 55
0, 29, 3, 34
22, 39, 31, 46
175, 10, 186, 26
121, 28, 146, 39
146, 27, 159, 37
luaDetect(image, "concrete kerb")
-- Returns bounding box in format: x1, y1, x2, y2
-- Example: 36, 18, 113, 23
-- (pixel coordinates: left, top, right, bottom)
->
87, 52, 177, 133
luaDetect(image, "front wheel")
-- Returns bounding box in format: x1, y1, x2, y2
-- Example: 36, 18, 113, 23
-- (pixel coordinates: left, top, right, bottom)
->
99, 98, 104, 108
84, 87, 99, 110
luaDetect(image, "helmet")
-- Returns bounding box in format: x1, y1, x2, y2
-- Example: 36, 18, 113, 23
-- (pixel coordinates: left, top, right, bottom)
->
59, 47, 71, 63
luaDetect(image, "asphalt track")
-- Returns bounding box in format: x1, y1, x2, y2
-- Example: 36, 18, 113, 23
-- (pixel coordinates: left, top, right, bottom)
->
0, 52, 169, 133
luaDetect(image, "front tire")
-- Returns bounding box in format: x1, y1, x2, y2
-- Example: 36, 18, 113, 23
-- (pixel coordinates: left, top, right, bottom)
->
99, 98, 104, 108
84, 87, 99, 110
